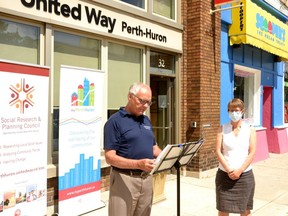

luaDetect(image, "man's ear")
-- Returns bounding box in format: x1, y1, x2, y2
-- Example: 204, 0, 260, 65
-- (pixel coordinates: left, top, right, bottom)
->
128, 93, 133, 101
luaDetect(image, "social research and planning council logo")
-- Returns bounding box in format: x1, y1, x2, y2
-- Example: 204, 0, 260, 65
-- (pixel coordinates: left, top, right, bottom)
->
9, 78, 35, 114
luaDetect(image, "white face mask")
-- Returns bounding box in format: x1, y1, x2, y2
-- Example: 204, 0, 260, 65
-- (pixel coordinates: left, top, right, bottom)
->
228, 111, 242, 122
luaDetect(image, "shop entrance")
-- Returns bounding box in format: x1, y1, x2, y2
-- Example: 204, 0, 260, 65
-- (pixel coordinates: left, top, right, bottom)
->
263, 86, 274, 152
150, 76, 175, 149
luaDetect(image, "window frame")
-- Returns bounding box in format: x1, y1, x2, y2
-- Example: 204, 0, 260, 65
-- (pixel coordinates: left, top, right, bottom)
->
234, 64, 261, 126
107, 41, 144, 110
117, 0, 147, 10
0, 15, 45, 65
152, 0, 176, 21
48, 27, 104, 170
95, 0, 181, 25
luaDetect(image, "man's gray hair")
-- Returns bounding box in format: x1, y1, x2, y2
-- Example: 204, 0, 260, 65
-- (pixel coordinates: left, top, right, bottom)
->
129, 82, 146, 95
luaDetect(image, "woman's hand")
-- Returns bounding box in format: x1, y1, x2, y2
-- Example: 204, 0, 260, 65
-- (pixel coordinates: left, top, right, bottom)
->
228, 168, 242, 180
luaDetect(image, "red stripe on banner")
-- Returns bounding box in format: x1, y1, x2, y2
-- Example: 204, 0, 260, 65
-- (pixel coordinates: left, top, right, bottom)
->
59, 181, 101, 201
214, 0, 238, 6
0, 61, 49, 77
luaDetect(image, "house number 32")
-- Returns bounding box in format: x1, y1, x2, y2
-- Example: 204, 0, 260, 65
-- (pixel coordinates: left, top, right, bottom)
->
158, 59, 165, 68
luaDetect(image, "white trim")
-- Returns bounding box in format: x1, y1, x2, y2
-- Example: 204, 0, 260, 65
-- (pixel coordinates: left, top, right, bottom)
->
274, 124, 288, 129
0, 0, 182, 52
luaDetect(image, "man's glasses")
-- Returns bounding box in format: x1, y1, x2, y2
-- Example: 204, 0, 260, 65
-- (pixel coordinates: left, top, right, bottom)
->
132, 93, 152, 106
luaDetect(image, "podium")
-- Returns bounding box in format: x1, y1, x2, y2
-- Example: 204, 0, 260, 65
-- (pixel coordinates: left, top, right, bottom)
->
151, 138, 205, 216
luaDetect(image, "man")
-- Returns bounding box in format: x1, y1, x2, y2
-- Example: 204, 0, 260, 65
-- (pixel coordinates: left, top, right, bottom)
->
104, 82, 162, 216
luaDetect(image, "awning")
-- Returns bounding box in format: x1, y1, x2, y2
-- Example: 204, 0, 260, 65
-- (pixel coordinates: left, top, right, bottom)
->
229, 0, 288, 60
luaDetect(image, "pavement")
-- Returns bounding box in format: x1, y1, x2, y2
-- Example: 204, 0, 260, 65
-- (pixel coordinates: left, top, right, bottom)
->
84, 153, 288, 216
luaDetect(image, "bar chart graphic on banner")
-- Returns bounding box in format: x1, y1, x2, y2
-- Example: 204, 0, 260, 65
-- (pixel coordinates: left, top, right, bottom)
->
58, 154, 101, 201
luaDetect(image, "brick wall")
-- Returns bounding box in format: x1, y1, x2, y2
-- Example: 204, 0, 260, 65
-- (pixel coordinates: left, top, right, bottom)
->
181, 0, 221, 172
100, 167, 111, 192
47, 177, 58, 208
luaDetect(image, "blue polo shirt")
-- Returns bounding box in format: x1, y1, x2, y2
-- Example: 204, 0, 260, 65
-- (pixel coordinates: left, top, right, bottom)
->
104, 107, 155, 159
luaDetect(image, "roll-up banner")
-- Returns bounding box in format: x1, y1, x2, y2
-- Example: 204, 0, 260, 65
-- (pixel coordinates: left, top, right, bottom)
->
0, 60, 49, 216
58, 65, 105, 215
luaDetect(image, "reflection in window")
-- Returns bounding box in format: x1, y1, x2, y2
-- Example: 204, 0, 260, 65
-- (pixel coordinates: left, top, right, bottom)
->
153, 0, 175, 19
0, 19, 40, 64
234, 74, 254, 122
108, 42, 142, 110
53, 31, 101, 151
120, 0, 145, 8
234, 67, 260, 125
53, 31, 101, 106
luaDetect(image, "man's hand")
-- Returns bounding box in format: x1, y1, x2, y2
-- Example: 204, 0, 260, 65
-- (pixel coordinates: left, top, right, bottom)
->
138, 159, 155, 172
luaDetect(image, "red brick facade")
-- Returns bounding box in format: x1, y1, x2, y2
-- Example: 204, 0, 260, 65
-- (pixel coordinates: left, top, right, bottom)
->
181, 0, 221, 172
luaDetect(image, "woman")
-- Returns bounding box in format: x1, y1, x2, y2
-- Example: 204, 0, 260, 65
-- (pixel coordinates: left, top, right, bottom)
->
215, 98, 256, 216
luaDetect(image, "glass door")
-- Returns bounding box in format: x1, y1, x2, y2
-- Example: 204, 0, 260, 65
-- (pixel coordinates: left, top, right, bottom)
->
150, 76, 174, 149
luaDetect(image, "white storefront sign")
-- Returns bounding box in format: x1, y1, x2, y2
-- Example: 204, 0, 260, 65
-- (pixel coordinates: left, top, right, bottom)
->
0, 0, 182, 52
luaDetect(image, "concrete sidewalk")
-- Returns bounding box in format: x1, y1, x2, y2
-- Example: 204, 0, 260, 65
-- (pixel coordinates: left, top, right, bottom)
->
86, 153, 288, 216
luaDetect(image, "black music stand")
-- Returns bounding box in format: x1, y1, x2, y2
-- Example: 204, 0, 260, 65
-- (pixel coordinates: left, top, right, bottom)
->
151, 138, 205, 216
174, 138, 205, 216
150, 143, 184, 175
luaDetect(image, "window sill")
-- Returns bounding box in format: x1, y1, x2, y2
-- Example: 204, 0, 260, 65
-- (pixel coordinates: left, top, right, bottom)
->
47, 164, 57, 179
255, 126, 267, 131
274, 124, 288, 129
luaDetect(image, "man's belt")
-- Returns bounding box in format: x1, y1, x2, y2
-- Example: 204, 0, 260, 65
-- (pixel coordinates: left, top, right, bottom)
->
112, 167, 149, 178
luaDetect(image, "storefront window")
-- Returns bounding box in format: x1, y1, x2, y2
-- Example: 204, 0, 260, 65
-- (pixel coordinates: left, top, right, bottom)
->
108, 42, 142, 111
53, 31, 101, 151
120, 0, 145, 8
0, 19, 40, 64
153, 0, 175, 20
234, 65, 261, 125
284, 63, 288, 123
150, 51, 175, 75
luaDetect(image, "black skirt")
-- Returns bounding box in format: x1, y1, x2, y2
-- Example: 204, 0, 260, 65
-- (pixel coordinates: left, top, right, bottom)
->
215, 169, 255, 213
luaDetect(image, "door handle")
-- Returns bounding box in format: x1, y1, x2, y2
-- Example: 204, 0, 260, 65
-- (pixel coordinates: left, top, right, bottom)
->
152, 126, 170, 129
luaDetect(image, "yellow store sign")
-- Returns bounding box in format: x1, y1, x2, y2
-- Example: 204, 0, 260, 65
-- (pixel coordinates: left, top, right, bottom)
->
229, 0, 288, 59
